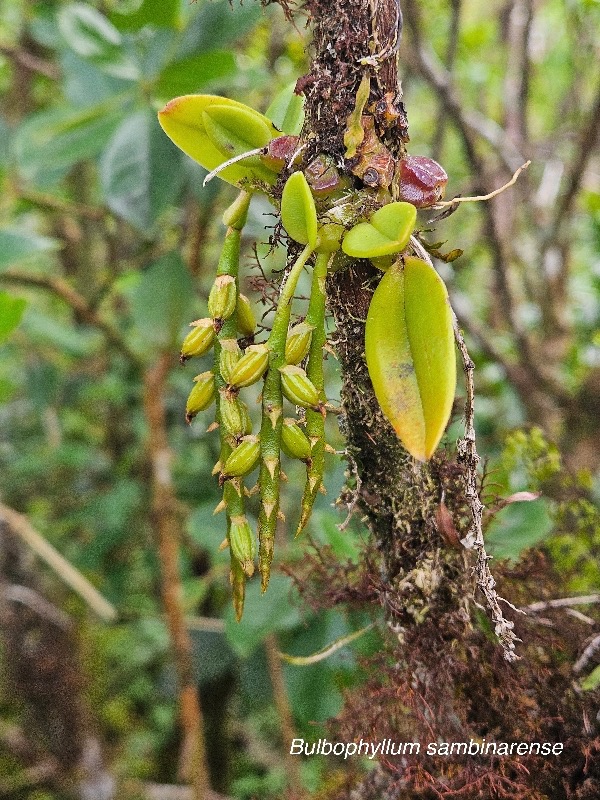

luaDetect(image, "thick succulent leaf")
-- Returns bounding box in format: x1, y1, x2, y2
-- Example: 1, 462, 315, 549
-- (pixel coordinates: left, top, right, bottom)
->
281, 171, 318, 248
202, 104, 273, 155
157, 94, 279, 186
365, 257, 456, 461
342, 201, 417, 258
342, 221, 403, 258
369, 202, 417, 246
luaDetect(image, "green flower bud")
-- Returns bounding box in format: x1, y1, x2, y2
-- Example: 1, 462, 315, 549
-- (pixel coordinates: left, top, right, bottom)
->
228, 514, 256, 577
284, 322, 314, 365
219, 338, 242, 384
228, 343, 270, 388
208, 275, 237, 322
219, 390, 252, 438
281, 418, 312, 461
180, 318, 216, 362
279, 364, 321, 409
185, 371, 216, 422
236, 294, 257, 337
221, 435, 260, 478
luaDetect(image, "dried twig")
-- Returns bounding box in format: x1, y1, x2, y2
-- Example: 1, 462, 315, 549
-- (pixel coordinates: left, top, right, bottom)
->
0, 271, 141, 365
525, 594, 600, 613
574, 633, 600, 676
432, 160, 531, 209
0, 504, 117, 622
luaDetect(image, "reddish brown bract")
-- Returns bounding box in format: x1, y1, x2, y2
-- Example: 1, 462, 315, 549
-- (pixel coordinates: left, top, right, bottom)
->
396, 155, 448, 208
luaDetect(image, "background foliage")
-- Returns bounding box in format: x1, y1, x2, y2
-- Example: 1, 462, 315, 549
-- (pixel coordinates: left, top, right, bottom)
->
0, 0, 598, 798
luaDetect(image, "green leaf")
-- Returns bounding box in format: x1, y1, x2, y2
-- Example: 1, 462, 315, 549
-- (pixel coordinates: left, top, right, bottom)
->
110, 0, 182, 31
365, 257, 456, 461
129, 251, 194, 351
581, 665, 600, 691
202, 103, 273, 155
281, 171, 318, 247
266, 82, 305, 135
342, 202, 417, 258
224, 573, 300, 658
155, 50, 237, 98
158, 94, 279, 186
57, 3, 139, 80
486, 498, 553, 561
0, 229, 60, 271
13, 103, 126, 186
175, 0, 262, 58
0, 292, 27, 343
100, 109, 185, 231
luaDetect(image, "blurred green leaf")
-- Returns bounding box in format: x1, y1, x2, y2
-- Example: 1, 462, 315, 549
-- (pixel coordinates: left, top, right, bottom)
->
100, 109, 185, 230
224, 574, 301, 658
22, 310, 101, 358
58, 3, 140, 80
13, 103, 126, 186
155, 50, 237, 98
130, 251, 194, 351
581, 665, 600, 691
0, 229, 60, 271
485, 498, 553, 561
111, 0, 182, 31
175, 0, 262, 59
0, 292, 27, 343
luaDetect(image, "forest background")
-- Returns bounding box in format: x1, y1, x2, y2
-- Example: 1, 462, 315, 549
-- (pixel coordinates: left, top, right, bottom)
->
0, 0, 599, 798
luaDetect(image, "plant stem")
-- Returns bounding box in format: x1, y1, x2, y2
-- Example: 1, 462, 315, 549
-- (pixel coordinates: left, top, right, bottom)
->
258, 243, 314, 591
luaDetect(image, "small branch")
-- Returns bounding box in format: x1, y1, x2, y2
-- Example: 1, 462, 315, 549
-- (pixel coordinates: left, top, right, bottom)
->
3, 584, 72, 630
0, 503, 118, 622
143, 356, 211, 800
0, 270, 142, 366
0, 44, 59, 80
432, 160, 531, 209
453, 319, 520, 660
264, 634, 302, 791
503, 0, 534, 148
14, 186, 108, 221
574, 633, 600, 676
525, 594, 600, 613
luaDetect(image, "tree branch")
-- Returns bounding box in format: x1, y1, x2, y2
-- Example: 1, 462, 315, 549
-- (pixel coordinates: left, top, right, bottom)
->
0, 270, 142, 366
143, 355, 211, 800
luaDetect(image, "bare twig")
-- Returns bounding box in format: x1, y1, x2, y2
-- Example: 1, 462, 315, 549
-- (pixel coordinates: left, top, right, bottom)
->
3, 584, 72, 630
143, 356, 210, 799
0, 503, 117, 622
0, 270, 142, 365
453, 318, 520, 660
503, 0, 534, 148
574, 633, 600, 676
264, 634, 302, 791
0, 44, 59, 80
525, 594, 600, 613
432, 160, 531, 209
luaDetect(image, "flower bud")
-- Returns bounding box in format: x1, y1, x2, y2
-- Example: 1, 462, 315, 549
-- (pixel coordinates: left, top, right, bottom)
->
284, 322, 314, 365
219, 390, 252, 438
281, 418, 312, 461
208, 275, 237, 322
279, 364, 321, 409
236, 294, 257, 337
228, 514, 256, 577
228, 343, 270, 388
221, 435, 260, 478
185, 371, 216, 422
219, 338, 242, 384
180, 318, 215, 362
